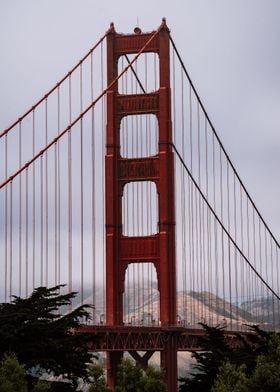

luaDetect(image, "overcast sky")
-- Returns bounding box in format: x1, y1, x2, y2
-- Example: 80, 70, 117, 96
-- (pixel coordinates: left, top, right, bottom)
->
1, 0, 280, 241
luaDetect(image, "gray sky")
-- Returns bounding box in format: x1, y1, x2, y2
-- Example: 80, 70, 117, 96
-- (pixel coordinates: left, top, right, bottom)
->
1, 0, 280, 241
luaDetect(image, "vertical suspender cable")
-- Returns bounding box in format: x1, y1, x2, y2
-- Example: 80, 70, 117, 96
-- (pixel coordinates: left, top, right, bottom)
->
253, 208, 259, 321
212, 133, 219, 324
197, 102, 204, 322
4, 134, 8, 302
270, 236, 275, 327
32, 110, 36, 290
250, 206, 254, 321
246, 194, 250, 322
19, 121, 22, 296
101, 41, 106, 317
54, 102, 58, 287
238, 184, 244, 327
219, 148, 226, 320
226, 161, 232, 329
189, 85, 195, 325
258, 217, 264, 323
57, 87, 61, 286
40, 154, 43, 286
264, 229, 269, 322
68, 75, 73, 297
181, 67, 187, 322
205, 119, 212, 325
276, 245, 280, 326
80, 64, 84, 305
25, 168, 29, 297
45, 99, 49, 286
9, 182, 13, 298
233, 175, 238, 328
90, 51, 96, 323
194, 136, 199, 321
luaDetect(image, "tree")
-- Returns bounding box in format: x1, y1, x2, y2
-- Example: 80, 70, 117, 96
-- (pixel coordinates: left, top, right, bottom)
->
179, 323, 280, 392
0, 285, 93, 388
212, 333, 280, 392
115, 358, 144, 392
178, 323, 274, 392
179, 323, 233, 392
87, 359, 111, 392
32, 380, 51, 392
142, 365, 167, 392
248, 333, 280, 392
0, 353, 28, 392
211, 362, 249, 392
115, 357, 167, 392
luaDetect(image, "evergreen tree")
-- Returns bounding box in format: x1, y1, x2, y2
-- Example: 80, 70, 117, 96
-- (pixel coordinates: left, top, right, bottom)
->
115, 358, 144, 392
87, 359, 111, 392
248, 333, 280, 392
142, 365, 167, 392
0, 285, 93, 387
211, 362, 249, 392
115, 357, 167, 392
178, 323, 273, 392
0, 353, 28, 392
32, 380, 51, 391
179, 323, 233, 392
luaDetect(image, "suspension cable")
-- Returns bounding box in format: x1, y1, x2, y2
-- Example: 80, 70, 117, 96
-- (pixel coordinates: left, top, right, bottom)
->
172, 142, 280, 301
0, 32, 108, 139
0, 26, 161, 189
169, 35, 280, 249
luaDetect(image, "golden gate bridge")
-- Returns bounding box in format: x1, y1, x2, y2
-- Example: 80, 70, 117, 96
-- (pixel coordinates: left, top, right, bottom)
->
0, 19, 279, 390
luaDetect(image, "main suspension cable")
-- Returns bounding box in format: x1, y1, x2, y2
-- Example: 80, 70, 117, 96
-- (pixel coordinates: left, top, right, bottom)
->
0, 26, 161, 189
169, 35, 280, 250
0, 31, 108, 139
172, 142, 280, 301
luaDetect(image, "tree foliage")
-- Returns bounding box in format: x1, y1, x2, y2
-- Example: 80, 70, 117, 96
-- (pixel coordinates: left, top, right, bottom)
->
87, 359, 111, 392
211, 362, 249, 392
179, 323, 280, 392
179, 323, 233, 391
115, 357, 167, 392
142, 365, 167, 392
115, 358, 144, 392
248, 333, 280, 392
0, 353, 28, 392
32, 380, 51, 392
0, 285, 93, 387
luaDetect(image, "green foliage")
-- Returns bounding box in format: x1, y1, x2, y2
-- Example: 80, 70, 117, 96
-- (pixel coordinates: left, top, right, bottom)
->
32, 380, 51, 391
179, 323, 280, 392
179, 323, 233, 392
115, 358, 144, 392
211, 362, 249, 392
115, 357, 167, 392
87, 359, 111, 392
179, 323, 277, 392
47, 381, 75, 392
0, 353, 28, 392
142, 365, 167, 392
0, 285, 93, 386
233, 325, 272, 374
248, 333, 280, 392
212, 334, 280, 392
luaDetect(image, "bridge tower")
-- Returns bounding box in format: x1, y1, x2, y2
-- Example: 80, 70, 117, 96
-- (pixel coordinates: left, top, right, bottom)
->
105, 19, 177, 390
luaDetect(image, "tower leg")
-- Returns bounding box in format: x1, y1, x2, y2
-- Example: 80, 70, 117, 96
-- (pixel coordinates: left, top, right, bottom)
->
161, 339, 178, 391
107, 351, 123, 390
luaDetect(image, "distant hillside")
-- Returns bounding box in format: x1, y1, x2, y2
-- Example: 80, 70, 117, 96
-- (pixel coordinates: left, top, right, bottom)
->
241, 297, 280, 328
72, 283, 278, 330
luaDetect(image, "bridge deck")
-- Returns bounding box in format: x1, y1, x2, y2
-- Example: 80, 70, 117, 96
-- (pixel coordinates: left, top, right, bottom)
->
77, 325, 243, 352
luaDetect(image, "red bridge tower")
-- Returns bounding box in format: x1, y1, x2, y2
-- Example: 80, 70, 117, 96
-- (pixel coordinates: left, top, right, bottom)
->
105, 19, 177, 390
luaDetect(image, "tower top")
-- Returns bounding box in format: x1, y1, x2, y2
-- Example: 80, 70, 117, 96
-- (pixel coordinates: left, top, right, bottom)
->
107, 18, 169, 36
